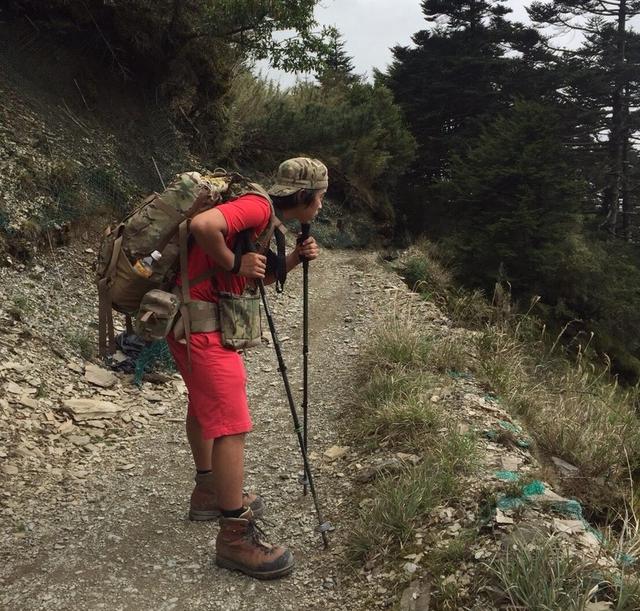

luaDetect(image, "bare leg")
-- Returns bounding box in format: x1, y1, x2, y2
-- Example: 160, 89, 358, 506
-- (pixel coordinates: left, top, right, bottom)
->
211, 434, 245, 511
187, 415, 245, 511
186, 414, 213, 471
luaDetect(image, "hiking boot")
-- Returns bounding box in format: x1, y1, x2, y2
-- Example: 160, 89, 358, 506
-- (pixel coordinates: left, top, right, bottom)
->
189, 472, 265, 521
215, 508, 295, 580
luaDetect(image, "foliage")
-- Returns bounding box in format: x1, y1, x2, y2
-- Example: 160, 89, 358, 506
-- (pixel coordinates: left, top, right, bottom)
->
315, 27, 359, 88
226, 71, 416, 236
6, 0, 331, 156
381, 0, 544, 234
529, 0, 640, 237
424, 100, 640, 380
445, 101, 585, 299
208, 0, 333, 71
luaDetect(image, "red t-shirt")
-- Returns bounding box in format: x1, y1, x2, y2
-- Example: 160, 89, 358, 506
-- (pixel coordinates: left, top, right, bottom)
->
178, 194, 271, 302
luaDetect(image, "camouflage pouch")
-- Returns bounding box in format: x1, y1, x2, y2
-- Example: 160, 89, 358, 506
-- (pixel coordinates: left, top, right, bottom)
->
135, 289, 180, 341
217, 292, 262, 350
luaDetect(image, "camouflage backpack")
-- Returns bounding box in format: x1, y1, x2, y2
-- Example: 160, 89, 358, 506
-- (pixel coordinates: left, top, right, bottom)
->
96, 170, 279, 359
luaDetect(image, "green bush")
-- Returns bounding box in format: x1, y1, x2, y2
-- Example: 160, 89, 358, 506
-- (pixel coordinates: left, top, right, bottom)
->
225, 72, 416, 239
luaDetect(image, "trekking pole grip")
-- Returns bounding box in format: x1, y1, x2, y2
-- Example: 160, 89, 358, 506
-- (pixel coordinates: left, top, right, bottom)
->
297, 223, 311, 263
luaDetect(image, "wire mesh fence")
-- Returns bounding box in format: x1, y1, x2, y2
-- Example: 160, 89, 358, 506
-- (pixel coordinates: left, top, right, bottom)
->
0, 15, 193, 237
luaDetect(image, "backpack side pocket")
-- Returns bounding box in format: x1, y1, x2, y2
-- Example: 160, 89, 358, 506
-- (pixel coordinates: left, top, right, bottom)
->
135, 289, 180, 341
217, 292, 262, 350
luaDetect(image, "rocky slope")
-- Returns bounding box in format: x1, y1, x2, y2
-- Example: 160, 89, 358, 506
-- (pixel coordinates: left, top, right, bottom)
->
0, 17, 195, 263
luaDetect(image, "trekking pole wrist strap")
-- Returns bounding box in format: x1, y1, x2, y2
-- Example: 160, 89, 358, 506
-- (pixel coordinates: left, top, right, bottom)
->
230, 251, 242, 275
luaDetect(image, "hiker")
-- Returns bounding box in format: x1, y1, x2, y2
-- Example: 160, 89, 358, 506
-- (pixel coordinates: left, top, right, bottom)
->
166, 158, 327, 580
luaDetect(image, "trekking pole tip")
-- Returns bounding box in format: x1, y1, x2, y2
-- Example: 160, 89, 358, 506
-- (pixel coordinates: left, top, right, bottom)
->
298, 472, 310, 486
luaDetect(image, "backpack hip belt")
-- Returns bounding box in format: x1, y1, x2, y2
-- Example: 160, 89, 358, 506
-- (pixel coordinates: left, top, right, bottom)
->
171, 292, 220, 341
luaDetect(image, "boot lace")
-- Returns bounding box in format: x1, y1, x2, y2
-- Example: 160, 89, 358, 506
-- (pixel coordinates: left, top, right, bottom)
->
245, 519, 273, 551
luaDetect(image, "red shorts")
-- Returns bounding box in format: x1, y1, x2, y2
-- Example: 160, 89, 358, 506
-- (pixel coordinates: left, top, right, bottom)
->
167, 331, 252, 440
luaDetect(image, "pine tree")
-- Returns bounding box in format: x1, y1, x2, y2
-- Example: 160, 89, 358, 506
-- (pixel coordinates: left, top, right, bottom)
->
530, 0, 640, 236
315, 28, 359, 88
446, 101, 585, 299
381, 0, 543, 233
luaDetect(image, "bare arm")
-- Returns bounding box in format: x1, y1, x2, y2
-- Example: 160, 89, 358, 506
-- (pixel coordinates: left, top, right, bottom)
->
190, 208, 266, 278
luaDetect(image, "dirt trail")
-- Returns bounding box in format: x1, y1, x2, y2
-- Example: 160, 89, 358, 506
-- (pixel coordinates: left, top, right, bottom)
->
0, 247, 402, 610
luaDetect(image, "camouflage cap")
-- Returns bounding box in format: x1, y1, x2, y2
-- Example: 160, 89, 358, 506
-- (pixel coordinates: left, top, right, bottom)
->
268, 157, 329, 197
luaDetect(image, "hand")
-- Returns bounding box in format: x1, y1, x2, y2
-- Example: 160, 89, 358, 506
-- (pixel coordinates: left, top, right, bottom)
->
297, 236, 320, 262
238, 252, 266, 279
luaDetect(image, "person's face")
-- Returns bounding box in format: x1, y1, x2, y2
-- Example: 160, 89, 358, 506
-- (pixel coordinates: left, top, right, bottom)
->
298, 189, 326, 223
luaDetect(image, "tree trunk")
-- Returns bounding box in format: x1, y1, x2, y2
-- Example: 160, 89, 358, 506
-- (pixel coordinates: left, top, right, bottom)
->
622, 85, 632, 241
602, 0, 627, 236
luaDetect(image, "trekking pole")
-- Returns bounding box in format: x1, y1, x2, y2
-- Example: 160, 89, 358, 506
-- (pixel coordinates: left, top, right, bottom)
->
298, 223, 311, 496
257, 279, 331, 549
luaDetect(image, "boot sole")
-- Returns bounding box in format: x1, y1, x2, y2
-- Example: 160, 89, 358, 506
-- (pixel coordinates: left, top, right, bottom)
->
189, 509, 221, 521
189, 503, 265, 522
215, 555, 295, 580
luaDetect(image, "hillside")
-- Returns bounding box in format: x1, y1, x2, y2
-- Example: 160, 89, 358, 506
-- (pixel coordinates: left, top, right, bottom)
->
0, 18, 194, 262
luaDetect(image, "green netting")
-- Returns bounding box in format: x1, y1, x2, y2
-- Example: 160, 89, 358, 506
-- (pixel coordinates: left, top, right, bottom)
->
133, 339, 175, 387
484, 420, 531, 448
495, 470, 520, 482
448, 370, 473, 380
494, 480, 614, 555
497, 480, 571, 511
496, 496, 525, 510
522, 480, 545, 496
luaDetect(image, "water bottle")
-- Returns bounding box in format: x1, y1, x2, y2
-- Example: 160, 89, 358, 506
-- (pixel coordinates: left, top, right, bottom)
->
133, 250, 162, 278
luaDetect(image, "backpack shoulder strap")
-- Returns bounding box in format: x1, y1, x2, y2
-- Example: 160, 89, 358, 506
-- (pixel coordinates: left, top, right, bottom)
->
254, 196, 284, 253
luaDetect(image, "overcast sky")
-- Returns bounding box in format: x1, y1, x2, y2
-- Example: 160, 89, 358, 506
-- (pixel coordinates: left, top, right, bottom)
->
257, 0, 532, 86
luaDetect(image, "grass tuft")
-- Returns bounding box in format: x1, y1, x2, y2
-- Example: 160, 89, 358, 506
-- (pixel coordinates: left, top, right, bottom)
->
489, 531, 640, 610
67, 330, 96, 360
348, 432, 476, 562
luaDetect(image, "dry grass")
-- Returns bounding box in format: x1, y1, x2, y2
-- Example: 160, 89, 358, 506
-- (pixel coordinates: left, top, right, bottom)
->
489, 530, 640, 610
474, 323, 640, 512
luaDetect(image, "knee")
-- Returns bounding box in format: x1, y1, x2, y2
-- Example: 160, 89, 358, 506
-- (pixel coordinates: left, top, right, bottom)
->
216, 432, 246, 445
